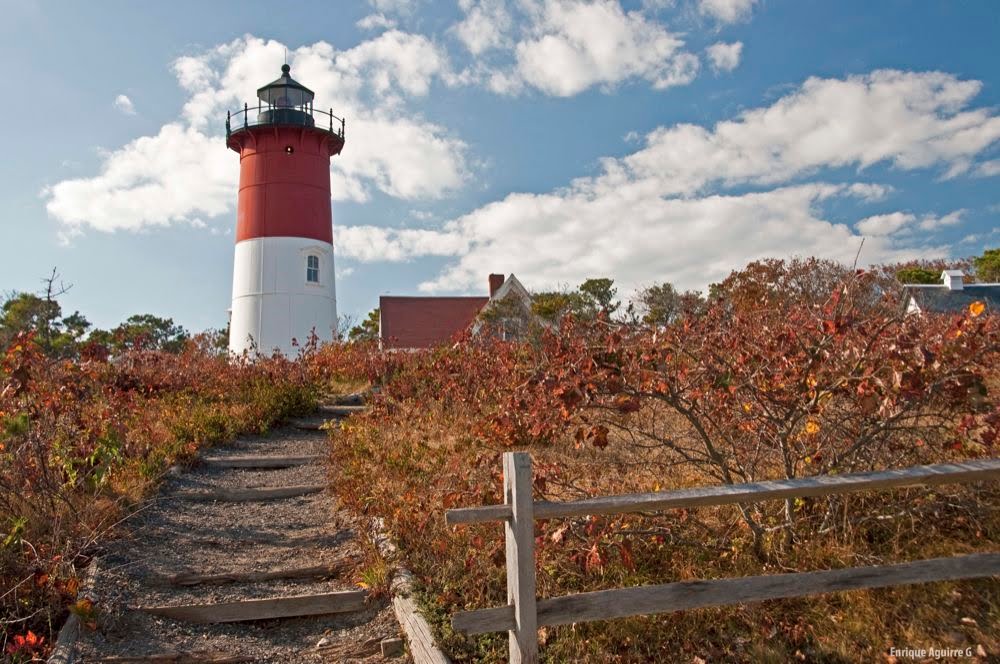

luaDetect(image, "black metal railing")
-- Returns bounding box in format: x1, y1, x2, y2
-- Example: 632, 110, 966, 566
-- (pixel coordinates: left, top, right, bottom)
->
226, 102, 345, 140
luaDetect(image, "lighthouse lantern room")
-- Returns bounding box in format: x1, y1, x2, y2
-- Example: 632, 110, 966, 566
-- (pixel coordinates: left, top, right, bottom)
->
225, 64, 345, 356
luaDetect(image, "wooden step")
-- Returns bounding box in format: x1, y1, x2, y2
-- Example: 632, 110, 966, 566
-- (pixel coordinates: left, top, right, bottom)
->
289, 406, 367, 430
93, 652, 252, 663
324, 392, 365, 406
154, 561, 353, 587
200, 454, 322, 469
288, 417, 328, 431
173, 485, 325, 502
139, 590, 367, 623
317, 404, 367, 416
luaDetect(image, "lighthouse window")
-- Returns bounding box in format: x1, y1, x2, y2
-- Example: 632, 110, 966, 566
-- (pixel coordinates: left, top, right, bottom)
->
306, 255, 320, 283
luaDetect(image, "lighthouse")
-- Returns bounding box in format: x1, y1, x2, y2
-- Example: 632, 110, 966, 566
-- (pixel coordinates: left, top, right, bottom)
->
225, 64, 345, 356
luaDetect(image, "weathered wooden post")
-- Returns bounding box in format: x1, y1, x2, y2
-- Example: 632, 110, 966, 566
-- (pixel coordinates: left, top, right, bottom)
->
503, 452, 538, 663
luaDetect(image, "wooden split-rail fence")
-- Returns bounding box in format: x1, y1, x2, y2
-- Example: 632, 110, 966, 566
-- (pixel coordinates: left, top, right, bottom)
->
445, 453, 1000, 663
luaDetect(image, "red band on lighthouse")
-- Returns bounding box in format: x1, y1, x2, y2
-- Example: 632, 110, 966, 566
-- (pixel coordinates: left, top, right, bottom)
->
229, 128, 341, 244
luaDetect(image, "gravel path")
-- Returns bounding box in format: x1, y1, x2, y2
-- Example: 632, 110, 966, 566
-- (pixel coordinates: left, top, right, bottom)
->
75, 417, 407, 663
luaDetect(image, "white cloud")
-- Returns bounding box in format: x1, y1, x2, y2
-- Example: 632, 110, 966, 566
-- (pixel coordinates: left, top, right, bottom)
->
856, 212, 915, 236
335, 225, 469, 261
45, 124, 234, 234
368, 0, 417, 14
596, 70, 1000, 196
405, 183, 940, 294
976, 159, 1000, 177
453, 0, 513, 55
698, 0, 756, 23
113, 94, 136, 115
845, 182, 893, 202
511, 0, 699, 96
337, 69, 999, 294
445, 0, 704, 97
357, 13, 397, 30
917, 209, 964, 231
706, 41, 742, 72
330, 114, 468, 201
854, 207, 961, 237
45, 35, 469, 235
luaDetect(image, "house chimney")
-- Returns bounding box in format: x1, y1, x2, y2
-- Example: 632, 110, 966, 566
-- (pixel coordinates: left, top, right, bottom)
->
942, 270, 965, 291
489, 273, 505, 297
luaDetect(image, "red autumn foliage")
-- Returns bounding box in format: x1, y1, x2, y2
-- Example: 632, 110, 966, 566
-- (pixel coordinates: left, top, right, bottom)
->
313, 258, 1000, 661
0, 333, 316, 654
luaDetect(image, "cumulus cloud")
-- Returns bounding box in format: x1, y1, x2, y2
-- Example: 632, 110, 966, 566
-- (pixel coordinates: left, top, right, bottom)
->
409, 183, 940, 294
44, 124, 234, 235
335, 225, 469, 261
511, 0, 699, 96
856, 212, 915, 236
357, 13, 397, 30
596, 70, 1000, 195
917, 209, 964, 231
854, 208, 963, 237
698, 0, 756, 23
113, 94, 136, 115
976, 160, 1000, 177
45, 35, 469, 235
444, 0, 702, 97
368, 0, 417, 14
453, 0, 513, 54
706, 41, 742, 72
336, 69, 999, 293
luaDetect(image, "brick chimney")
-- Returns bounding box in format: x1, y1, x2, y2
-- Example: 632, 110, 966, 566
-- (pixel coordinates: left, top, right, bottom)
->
942, 270, 965, 291
489, 273, 505, 297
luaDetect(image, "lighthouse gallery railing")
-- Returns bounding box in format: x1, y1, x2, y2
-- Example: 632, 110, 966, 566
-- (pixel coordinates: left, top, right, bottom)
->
226, 103, 345, 140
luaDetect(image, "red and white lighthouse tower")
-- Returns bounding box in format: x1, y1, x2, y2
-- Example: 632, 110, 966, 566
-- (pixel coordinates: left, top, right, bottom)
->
225, 64, 345, 356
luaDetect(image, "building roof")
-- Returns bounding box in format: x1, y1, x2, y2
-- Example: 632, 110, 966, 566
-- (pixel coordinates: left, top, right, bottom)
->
489, 274, 530, 303
379, 296, 489, 349
906, 284, 1000, 314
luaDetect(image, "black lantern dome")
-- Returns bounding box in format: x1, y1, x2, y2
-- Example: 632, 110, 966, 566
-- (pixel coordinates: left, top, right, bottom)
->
257, 64, 315, 127
258, 64, 315, 107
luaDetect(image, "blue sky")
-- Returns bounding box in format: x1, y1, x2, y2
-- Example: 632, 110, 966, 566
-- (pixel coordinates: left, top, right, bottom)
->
1, 0, 998, 332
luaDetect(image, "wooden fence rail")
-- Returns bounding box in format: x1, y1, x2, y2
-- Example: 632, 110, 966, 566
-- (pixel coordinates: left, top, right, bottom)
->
445, 453, 1000, 664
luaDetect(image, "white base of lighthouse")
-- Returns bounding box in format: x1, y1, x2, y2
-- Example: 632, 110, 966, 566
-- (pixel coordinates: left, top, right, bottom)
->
229, 236, 338, 357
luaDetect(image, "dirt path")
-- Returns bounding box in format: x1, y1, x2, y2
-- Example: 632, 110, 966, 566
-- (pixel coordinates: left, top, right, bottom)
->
73, 409, 406, 663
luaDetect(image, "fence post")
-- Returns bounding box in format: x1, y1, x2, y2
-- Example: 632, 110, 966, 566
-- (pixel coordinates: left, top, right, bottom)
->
503, 452, 538, 663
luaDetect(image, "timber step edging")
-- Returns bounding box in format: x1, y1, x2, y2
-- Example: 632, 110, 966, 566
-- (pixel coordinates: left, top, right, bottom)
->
317, 404, 367, 416
151, 560, 357, 587
200, 454, 322, 469
288, 405, 367, 429
138, 590, 368, 624
288, 418, 328, 431
172, 485, 326, 503
90, 652, 253, 663
47, 559, 100, 664
372, 518, 452, 664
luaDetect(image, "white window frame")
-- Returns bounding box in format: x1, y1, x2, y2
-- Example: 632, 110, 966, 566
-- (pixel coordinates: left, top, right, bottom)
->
306, 254, 320, 283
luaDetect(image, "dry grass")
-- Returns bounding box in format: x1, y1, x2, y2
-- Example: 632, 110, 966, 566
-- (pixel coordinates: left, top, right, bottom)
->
328, 397, 999, 663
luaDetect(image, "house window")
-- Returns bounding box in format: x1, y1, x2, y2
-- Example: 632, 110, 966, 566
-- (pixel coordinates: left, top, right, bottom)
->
306, 255, 320, 283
